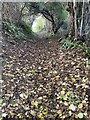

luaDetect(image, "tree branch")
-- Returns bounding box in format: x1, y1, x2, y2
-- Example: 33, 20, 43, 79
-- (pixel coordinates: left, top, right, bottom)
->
18, 3, 26, 22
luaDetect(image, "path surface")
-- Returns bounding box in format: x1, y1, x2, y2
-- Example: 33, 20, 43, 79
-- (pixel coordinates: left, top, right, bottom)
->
2, 36, 89, 119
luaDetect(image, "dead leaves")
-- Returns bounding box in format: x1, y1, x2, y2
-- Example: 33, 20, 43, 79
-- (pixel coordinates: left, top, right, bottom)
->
2, 38, 89, 119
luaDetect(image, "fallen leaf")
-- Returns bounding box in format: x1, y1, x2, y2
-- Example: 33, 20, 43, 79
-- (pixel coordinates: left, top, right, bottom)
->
20, 93, 28, 99
69, 104, 76, 111
34, 101, 38, 107
78, 103, 83, 109
38, 113, 43, 118
78, 113, 83, 119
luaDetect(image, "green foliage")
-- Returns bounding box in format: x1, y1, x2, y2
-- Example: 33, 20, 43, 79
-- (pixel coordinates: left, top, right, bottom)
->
60, 39, 90, 58
3, 21, 25, 38
28, 2, 68, 34
19, 21, 32, 34
2, 20, 33, 39
60, 39, 79, 49
44, 2, 67, 20
79, 43, 90, 58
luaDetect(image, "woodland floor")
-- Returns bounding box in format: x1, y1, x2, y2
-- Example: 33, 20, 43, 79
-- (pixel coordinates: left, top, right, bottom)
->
2, 34, 90, 120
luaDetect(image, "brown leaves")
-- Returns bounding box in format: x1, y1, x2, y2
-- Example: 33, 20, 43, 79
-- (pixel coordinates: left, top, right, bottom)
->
2, 38, 89, 119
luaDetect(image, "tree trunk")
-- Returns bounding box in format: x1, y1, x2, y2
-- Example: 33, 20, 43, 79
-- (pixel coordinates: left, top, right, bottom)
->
73, 0, 78, 39
67, 2, 75, 39
80, 0, 85, 36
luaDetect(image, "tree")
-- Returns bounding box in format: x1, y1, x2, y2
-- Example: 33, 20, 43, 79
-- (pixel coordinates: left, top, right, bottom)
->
26, 2, 67, 34
66, 1, 90, 41
73, 0, 78, 39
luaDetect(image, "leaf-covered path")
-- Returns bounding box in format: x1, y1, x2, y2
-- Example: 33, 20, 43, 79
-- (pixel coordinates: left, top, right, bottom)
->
2, 36, 89, 119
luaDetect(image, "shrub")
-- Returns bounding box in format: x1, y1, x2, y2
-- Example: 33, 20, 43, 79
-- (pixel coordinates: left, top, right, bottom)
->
18, 21, 32, 34
2, 20, 25, 38
79, 43, 90, 58
60, 39, 79, 49
60, 39, 90, 58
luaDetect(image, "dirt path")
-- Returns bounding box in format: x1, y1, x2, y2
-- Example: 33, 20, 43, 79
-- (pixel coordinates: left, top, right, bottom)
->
2, 36, 89, 119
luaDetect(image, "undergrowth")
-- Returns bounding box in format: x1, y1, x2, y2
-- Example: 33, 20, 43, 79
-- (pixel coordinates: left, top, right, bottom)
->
2, 20, 32, 39
60, 39, 90, 59
18, 21, 32, 35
